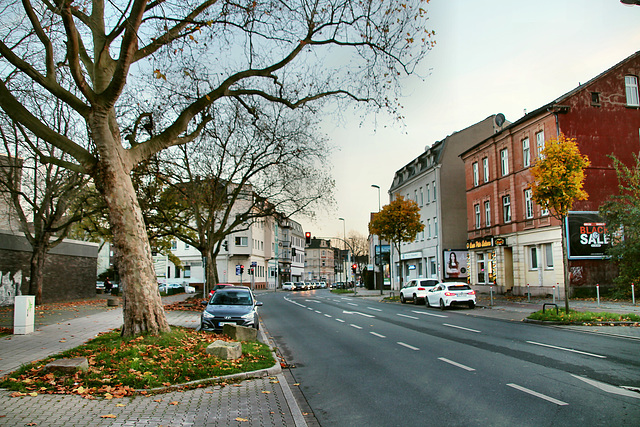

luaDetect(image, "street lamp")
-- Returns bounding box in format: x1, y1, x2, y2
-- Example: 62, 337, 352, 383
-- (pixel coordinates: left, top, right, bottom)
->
371, 184, 382, 294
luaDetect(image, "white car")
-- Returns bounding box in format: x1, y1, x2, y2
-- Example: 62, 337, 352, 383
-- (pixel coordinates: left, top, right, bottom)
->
426, 282, 476, 310
399, 279, 440, 304
282, 282, 294, 291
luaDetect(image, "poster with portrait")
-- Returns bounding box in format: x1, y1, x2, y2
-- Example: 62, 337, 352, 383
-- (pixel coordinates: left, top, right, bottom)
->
443, 250, 468, 279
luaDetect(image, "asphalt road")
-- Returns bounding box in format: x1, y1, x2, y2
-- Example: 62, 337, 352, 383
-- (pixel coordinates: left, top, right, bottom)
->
259, 289, 640, 427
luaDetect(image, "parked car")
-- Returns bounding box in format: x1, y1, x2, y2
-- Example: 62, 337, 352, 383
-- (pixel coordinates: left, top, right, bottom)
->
426, 282, 476, 309
159, 283, 184, 295
282, 282, 294, 291
293, 282, 306, 291
199, 287, 262, 331
400, 279, 440, 304
319, 282, 327, 289
208, 283, 234, 299
333, 282, 346, 289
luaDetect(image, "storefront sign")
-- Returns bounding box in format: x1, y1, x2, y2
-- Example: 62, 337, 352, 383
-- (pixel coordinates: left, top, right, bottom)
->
566, 211, 611, 259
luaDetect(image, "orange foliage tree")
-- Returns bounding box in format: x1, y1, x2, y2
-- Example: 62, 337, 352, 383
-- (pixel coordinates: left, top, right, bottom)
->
530, 134, 590, 311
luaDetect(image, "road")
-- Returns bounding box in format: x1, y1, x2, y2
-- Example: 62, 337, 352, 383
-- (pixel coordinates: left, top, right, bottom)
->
258, 289, 640, 427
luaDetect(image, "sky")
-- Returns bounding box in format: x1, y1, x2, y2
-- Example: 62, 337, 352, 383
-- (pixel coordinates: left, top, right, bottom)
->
294, 0, 640, 241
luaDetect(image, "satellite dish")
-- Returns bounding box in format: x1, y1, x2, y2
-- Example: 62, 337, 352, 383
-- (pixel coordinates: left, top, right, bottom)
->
495, 113, 505, 127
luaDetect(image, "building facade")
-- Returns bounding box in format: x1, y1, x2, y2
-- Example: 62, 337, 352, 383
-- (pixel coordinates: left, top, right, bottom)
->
304, 238, 336, 284
388, 115, 505, 289
460, 50, 640, 296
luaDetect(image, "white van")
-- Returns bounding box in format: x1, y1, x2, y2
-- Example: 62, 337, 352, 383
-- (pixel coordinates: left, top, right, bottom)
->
282, 282, 294, 291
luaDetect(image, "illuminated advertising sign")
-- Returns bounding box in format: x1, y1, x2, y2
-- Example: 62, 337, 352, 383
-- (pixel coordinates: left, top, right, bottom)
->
566, 211, 610, 259
443, 250, 468, 279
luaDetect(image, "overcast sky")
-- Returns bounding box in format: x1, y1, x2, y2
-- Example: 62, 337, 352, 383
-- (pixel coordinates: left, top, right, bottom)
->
294, 0, 640, 241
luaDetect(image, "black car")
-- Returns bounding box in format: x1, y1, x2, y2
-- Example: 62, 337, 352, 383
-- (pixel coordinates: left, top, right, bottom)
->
199, 288, 262, 331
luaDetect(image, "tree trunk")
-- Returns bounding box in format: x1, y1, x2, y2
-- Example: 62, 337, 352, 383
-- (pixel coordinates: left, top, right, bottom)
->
562, 216, 571, 313
97, 143, 170, 337
28, 244, 47, 305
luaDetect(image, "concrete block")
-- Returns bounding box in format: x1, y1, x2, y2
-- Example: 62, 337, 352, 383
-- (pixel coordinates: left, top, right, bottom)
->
206, 340, 242, 360
45, 357, 89, 374
222, 324, 258, 342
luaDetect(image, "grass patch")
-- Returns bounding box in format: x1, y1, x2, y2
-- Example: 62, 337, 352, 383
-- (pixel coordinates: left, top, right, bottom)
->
330, 289, 354, 294
528, 308, 640, 324
384, 295, 400, 303
0, 327, 274, 398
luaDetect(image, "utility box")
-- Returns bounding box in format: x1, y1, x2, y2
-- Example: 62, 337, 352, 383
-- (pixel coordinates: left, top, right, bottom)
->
13, 295, 35, 335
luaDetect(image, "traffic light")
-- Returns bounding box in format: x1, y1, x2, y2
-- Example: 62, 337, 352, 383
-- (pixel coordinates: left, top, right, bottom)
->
249, 267, 254, 275
240, 265, 244, 274
305, 231, 311, 245
351, 263, 357, 274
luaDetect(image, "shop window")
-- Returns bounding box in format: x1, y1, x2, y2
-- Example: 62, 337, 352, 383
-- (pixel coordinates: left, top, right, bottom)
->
477, 253, 486, 284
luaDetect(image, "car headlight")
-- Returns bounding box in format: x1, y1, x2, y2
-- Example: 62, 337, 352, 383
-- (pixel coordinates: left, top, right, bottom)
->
202, 311, 215, 319
240, 311, 255, 320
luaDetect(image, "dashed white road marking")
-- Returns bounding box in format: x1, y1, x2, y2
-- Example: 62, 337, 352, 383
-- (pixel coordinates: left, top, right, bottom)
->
336, 319, 345, 323
507, 383, 568, 406
370, 332, 386, 338
443, 323, 481, 333
412, 310, 447, 318
350, 324, 363, 330
572, 375, 640, 399
397, 342, 420, 351
347, 303, 359, 307
397, 314, 419, 320
343, 310, 375, 318
438, 357, 475, 371
367, 307, 382, 312
324, 314, 332, 318
527, 341, 606, 359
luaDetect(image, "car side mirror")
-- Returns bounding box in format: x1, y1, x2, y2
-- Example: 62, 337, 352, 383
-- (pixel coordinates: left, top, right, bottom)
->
255, 301, 263, 307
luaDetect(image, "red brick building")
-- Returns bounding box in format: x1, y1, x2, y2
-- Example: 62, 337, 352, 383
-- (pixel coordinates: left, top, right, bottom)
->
460, 50, 640, 296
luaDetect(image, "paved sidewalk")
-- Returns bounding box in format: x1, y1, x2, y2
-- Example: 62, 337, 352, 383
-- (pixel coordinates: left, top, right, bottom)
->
0, 296, 307, 427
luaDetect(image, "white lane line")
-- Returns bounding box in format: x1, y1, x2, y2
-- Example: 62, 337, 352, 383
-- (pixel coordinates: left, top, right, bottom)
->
324, 314, 332, 318
397, 342, 420, 351
367, 307, 382, 312
443, 323, 481, 333
397, 313, 419, 320
370, 332, 386, 338
347, 303, 359, 307
314, 310, 322, 314
343, 310, 375, 318
284, 298, 306, 308
527, 341, 607, 359
572, 375, 640, 399
412, 310, 447, 318
336, 319, 345, 323
350, 324, 363, 330
507, 383, 568, 406
305, 299, 322, 304
438, 357, 475, 371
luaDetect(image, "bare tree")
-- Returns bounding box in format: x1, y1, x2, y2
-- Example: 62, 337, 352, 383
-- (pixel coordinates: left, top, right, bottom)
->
0, 0, 434, 336
0, 115, 98, 304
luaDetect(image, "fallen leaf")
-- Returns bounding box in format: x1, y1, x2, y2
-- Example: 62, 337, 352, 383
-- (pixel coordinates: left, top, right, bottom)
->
104, 393, 113, 400
100, 414, 116, 418
115, 403, 125, 407
28, 392, 38, 397
235, 417, 248, 422
154, 399, 162, 402
261, 391, 271, 394
169, 401, 179, 405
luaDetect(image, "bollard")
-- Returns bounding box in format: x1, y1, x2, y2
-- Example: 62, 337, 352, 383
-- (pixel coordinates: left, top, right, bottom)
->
552, 285, 556, 304
633, 283, 636, 306
490, 286, 494, 307
596, 283, 600, 306
527, 284, 530, 303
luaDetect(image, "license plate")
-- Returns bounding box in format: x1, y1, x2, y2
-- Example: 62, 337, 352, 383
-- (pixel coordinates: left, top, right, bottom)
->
219, 321, 235, 326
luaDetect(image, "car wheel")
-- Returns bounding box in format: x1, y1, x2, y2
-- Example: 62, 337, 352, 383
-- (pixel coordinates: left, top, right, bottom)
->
425, 298, 431, 308
400, 293, 406, 304
468, 301, 475, 309
196, 323, 202, 332
439, 299, 446, 311
413, 294, 420, 305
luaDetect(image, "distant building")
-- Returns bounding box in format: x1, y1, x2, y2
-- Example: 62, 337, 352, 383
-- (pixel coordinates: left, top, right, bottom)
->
460, 50, 640, 296
388, 115, 506, 289
304, 237, 336, 284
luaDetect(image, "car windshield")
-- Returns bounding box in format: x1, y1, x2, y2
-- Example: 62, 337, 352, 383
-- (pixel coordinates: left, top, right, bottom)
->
210, 291, 253, 305
448, 285, 471, 291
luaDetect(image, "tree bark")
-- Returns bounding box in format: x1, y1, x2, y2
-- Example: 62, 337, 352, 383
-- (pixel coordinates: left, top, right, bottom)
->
562, 216, 571, 313
28, 244, 47, 305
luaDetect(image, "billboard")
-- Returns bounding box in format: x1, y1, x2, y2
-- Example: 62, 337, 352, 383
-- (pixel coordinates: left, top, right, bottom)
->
443, 250, 468, 279
566, 211, 610, 259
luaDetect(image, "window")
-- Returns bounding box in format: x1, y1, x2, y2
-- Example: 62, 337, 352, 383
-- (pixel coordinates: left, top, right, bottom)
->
185, 243, 190, 249
541, 207, 549, 216
235, 236, 248, 247
427, 219, 432, 238
420, 187, 424, 206
184, 265, 191, 278
477, 253, 486, 283
426, 184, 430, 203
473, 162, 479, 186
536, 131, 545, 159
434, 217, 438, 237
502, 195, 511, 223
171, 240, 177, 250
524, 189, 534, 219
522, 138, 530, 168
414, 189, 418, 203
484, 201, 491, 227
474, 204, 481, 229
500, 149, 509, 176
545, 244, 554, 269
626, 75, 639, 107
591, 92, 600, 106
482, 158, 489, 183
530, 246, 538, 270
429, 257, 437, 276
432, 181, 437, 201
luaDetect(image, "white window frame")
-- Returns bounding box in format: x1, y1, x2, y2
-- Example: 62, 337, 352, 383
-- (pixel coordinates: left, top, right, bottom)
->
420, 187, 424, 206
500, 149, 509, 176
432, 181, 436, 201
484, 200, 491, 227
434, 217, 438, 237
482, 158, 489, 183
474, 204, 481, 229
522, 137, 530, 168
502, 195, 511, 223
235, 236, 248, 247
530, 246, 538, 270
426, 184, 430, 203
545, 243, 554, 269
626, 75, 639, 107
524, 189, 534, 219
536, 131, 545, 159
427, 218, 432, 239
473, 162, 479, 186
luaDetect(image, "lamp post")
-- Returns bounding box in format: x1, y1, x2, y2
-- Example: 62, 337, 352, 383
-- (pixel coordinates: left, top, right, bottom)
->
371, 185, 382, 294
338, 217, 347, 288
